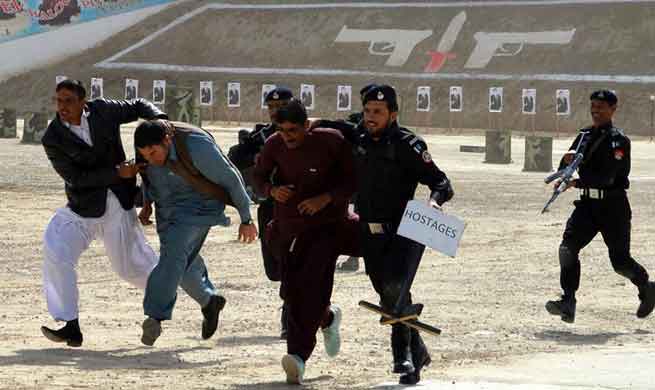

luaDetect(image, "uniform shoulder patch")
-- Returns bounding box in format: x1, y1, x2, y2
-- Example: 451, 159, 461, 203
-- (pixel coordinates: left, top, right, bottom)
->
397, 127, 430, 160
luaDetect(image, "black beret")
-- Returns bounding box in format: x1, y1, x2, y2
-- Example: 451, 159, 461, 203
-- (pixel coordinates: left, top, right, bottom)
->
590, 89, 618, 105
362, 84, 398, 112
265, 87, 293, 103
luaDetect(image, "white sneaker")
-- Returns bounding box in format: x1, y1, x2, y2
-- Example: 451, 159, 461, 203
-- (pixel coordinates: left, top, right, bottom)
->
281, 354, 305, 384
321, 305, 342, 357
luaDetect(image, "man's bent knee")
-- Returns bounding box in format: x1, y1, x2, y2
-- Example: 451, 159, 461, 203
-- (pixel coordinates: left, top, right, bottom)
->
559, 244, 578, 268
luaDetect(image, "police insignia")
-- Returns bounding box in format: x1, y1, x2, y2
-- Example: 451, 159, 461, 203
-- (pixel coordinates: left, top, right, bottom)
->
422, 150, 432, 163
614, 149, 624, 160
273, 92, 279, 99
377, 91, 384, 100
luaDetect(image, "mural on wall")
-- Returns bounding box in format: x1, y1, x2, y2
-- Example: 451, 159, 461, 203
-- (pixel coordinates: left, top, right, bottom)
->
0, 0, 174, 43
98, 3, 655, 83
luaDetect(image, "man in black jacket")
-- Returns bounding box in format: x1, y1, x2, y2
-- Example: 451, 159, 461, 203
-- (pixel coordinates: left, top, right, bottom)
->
40, 79, 167, 347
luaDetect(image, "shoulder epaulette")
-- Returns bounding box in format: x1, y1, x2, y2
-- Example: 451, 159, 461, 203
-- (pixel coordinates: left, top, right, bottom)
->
398, 128, 426, 155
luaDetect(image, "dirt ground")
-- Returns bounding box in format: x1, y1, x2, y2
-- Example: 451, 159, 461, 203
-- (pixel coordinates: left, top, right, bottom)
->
1, 125, 655, 389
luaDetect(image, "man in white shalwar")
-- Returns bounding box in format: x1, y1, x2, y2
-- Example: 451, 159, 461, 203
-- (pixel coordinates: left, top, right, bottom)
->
40, 79, 167, 347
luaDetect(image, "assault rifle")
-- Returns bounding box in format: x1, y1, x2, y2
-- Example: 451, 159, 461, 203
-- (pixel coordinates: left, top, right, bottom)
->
541, 132, 588, 213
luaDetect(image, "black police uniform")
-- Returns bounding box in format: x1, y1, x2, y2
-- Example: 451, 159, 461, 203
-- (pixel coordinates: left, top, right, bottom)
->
547, 90, 655, 323
353, 85, 453, 385
226, 87, 293, 338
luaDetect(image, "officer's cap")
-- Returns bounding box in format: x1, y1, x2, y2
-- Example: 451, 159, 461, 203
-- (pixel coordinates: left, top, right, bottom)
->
265, 87, 293, 103
359, 84, 378, 99
362, 84, 398, 112
590, 89, 618, 106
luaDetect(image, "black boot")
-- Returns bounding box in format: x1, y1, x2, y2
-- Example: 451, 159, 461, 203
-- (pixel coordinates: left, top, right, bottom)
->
545, 295, 576, 323
637, 282, 655, 318
399, 329, 431, 385
280, 303, 289, 340
41, 319, 83, 347
391, 324, 414, 374
202, 295, 226, 340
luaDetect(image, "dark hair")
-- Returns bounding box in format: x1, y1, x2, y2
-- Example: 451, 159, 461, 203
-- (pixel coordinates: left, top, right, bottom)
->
134, 120, 169, 149
56, 79, 86, 100
275, 98, 307, 126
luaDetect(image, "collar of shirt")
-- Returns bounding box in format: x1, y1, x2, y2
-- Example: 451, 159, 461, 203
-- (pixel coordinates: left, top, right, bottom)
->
61, 109, 90, 129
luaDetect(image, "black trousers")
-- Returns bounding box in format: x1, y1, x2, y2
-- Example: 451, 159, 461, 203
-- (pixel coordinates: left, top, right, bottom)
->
257, 198, 280, 282
361, 225, 427, 364
559, 194, 649, 296
275, 218, 360, 362
361, 226, 425, 310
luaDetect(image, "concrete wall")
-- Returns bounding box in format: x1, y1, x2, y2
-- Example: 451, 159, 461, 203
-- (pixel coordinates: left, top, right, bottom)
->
1, 0, 654, 134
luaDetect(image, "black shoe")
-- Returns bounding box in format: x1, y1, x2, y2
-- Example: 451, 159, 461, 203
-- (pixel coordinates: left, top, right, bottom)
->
141, 317, 162, 346
391, 325, 414, 374
399, 329, 431, 385
280, 303, 289, 340
41, 319, 83, 347
545, 296, 576, 323
202, 295, 226, 340
637, 282, 655, 318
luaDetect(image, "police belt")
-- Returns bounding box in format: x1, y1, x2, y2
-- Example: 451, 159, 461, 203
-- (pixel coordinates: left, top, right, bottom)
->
580, 187, 625, 200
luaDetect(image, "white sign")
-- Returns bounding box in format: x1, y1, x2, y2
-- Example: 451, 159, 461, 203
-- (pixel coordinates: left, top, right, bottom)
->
300, 83, 315, 110
449, 86, 462, 112
90, 78, 103, 100
125, 78, 139, 100
337, 85, 352, 111
417, 86, 431, 112
153, 80, 166, 104
228, 82, 241, 108
397, 200, 466, 258
261, 84, 276, 109
200, 81, 213, 106
556, 89, 570, 116
522, 88, 536, 115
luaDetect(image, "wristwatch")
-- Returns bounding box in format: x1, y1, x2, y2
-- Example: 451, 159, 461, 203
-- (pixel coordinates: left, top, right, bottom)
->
241, 218, 254, 225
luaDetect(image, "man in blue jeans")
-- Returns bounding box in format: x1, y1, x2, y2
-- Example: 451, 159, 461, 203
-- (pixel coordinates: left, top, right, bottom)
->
135, 119, 257, 345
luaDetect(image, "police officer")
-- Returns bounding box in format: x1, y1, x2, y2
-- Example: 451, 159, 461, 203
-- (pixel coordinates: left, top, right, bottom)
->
546, 89, 655, 323
227, 86, 293, 339
353, 85, 453, 385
